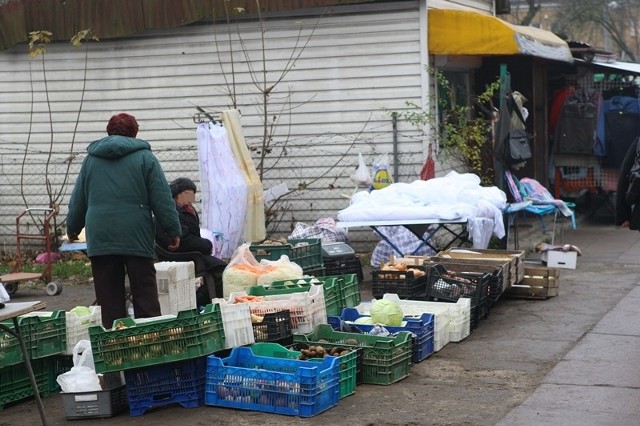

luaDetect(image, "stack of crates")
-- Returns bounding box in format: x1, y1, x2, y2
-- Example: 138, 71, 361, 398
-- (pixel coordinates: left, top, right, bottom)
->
322, 242, 364, 281
0, 310, 66, 409
229, 284, 326, 334
327, 307, 435, 363
250, 238, 324, 276
154, 261, 197, 315
88, 304, 225, 417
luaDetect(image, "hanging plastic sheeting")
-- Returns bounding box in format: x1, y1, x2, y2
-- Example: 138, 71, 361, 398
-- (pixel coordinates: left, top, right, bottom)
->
197, 122, 248, 258
221, 109, 266, 242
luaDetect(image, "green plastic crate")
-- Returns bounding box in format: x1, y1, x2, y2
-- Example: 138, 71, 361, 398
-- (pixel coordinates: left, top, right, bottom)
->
250, 238, 323, 270
15, 310, 67, 359
249, 342, 357, 399
0, 322, 24, 368
325, 274, 361, 311
0, 358, 51, 410
260, 276, 341, 317
89, 304, 225, 373
294, 324, 412, 385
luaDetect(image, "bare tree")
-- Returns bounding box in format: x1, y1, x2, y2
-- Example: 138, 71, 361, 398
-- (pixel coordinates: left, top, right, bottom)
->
555, 0, 640, 61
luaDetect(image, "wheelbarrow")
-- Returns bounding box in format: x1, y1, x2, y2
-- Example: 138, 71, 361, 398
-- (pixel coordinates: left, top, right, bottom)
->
0, 208, 63, 296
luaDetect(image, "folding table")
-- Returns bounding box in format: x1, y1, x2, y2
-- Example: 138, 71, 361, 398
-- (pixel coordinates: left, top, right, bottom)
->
336, 219, 469, 256
0, 301, 48, 426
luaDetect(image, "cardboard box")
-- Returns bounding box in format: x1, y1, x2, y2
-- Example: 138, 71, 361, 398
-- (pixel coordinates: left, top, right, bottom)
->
541, 250, 577, 269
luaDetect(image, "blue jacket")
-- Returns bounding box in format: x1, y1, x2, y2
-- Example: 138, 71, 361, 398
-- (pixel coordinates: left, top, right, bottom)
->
67, 135, 181, 258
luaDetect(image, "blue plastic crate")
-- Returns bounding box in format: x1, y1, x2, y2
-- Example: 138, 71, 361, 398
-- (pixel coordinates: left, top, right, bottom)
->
328, 308, 435, 363
205, 346, 339, 417
123, 357, 206, 416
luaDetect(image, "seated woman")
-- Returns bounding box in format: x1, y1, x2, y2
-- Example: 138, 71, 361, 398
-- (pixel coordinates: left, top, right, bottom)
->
155, 177, 226, 305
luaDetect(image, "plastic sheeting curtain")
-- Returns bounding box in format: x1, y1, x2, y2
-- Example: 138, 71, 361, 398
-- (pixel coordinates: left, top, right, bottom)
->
197, 122, 248, 258
221, 110, 266, 242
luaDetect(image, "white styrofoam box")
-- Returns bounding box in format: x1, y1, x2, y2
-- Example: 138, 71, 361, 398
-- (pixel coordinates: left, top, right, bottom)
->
541, 250, 577, 270
154, 261, 197, 315
154, 261, 195, 293
64, 306, 102, 355
228, 284, 326, 334
211, 298, 255, 349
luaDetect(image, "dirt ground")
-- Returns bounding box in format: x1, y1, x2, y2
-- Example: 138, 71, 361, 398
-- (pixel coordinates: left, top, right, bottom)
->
2, 222, 638, 426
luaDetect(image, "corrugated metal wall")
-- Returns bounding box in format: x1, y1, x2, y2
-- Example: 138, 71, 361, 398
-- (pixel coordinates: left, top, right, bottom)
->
0, 5, 426, 254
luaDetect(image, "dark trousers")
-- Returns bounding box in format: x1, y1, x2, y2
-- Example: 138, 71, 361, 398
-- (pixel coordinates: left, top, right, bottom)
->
91, 255, 161, 328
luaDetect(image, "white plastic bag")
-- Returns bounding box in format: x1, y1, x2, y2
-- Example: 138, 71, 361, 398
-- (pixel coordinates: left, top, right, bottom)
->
72, 339, 95, 370
56, 340, 101, 392
351, 153, 373, 187
56, 366, 102, 393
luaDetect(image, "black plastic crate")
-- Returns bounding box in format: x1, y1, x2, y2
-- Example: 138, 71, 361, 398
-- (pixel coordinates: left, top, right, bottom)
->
487, 269, 504, 305
251, 310, 293, 344
323, 255, 363, 281
371, 266, 428, 299
426, 264, 490, 329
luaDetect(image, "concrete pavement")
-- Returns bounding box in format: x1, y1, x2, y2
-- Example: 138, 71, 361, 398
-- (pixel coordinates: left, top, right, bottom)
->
498, 216, 640, 425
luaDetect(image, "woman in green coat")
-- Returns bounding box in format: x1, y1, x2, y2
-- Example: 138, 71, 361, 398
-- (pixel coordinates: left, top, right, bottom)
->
67, 113, 181, 328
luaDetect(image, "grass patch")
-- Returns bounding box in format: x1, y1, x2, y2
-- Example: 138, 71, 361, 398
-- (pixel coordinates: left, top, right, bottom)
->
0, 259, 92, 281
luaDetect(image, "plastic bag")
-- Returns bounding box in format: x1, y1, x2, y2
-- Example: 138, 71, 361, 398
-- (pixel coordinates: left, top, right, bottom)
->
56, 340, 101, 393
371, 153, 393, 190
256, 255, 304, 285
72, 339, 95, 370
222, 242, 262, 298
350, 153, 372, 187
288, 218, 350, 244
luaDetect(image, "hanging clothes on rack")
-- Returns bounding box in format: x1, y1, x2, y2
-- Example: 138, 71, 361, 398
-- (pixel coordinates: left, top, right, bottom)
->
553, 87, 600, 155
595, 95, 640, 168
197, 121, 249, 259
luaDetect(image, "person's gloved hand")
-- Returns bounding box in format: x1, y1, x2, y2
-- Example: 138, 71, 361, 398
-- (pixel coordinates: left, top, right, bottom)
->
67, 233, 78, 241
167, 236, 180, 251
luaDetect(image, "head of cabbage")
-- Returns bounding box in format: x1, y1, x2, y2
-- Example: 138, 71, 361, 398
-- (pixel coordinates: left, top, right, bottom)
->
370, 299, 404, 326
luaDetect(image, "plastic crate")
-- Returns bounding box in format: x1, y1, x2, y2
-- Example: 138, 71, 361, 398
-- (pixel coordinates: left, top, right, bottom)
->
254, 276, 341, 317
250, 238, 323, 270
89, 304, 225, 373
0, 358, 51, 409
18, 310, 67, 359
323, 254, 364, 281
303, 265, 326, 277
371, 266, 428, 299
0, 321, 24, 368
154, 261, 197, 315
294, 324, 413, 385
124, 357, 207, 416
230, 284, 327, 334
62, 385, 128, 419
356, 294, 472, 349
64, 306, 102, 355
328, 308, 435, 363
49, 354, 74, 392
205, 346, 339, 417
251, 310, 293, 344
211, 299, 255, 349
426, 264, 490, 329
249, 342, 358, 400
334, 273, 361, 309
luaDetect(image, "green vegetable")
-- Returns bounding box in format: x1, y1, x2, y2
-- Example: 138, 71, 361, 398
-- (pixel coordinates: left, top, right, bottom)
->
69, 306, 92, 317
352, 316, 375, 325
370, 299, 404, 326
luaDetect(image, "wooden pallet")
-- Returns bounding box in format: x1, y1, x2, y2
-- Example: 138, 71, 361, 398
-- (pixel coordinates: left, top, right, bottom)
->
504, 265, 559, 299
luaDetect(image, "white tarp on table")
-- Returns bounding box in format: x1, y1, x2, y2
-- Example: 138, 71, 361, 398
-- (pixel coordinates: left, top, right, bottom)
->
337, 171, 507, 243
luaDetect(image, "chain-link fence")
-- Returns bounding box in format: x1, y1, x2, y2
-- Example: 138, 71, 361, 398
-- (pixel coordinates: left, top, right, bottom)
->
0, 144, 425, 257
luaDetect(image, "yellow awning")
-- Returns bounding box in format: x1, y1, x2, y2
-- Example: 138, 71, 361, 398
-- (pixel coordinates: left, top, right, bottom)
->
428, 9, 573, 63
